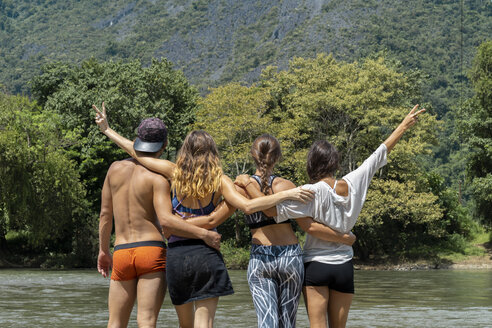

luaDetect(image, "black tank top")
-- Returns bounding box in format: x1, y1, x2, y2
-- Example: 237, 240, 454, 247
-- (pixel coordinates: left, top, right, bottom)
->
244, 175, 289, 229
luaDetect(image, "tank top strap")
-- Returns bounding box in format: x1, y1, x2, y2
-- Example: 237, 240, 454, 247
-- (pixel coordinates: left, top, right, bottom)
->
172, 189, 187, 218
196, 191, 216, 215
333, 179, 338, 190
269, 175, 277, 190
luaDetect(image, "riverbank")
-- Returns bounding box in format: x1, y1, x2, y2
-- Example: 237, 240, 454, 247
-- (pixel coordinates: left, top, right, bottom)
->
1, 241, 491, 271
221, 240, 492, 271
354, 257, 492, 271
355, 241, 492, 270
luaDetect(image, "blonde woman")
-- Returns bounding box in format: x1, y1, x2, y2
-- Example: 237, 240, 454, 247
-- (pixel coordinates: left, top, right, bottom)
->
92, 103, 314, 328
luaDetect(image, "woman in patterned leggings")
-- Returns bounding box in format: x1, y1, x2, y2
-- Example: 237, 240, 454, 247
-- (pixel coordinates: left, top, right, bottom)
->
235, 134, 356, 328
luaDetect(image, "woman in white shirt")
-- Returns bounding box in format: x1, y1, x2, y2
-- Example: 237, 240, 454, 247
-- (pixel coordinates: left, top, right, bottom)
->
246, 105, 425, 328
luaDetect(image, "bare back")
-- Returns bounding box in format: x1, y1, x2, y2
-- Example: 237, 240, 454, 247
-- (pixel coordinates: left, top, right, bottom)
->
247, 176, 298, 246
105, 159, 165, 245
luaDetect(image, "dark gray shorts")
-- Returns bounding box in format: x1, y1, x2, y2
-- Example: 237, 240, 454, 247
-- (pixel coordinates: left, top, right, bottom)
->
166, 239, 234, 305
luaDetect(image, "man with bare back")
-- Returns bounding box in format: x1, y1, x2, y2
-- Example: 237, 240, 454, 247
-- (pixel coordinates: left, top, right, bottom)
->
95, 106, 222, 328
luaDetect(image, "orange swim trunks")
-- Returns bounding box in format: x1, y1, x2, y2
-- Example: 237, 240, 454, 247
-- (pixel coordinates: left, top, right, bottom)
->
111, 240, 167, 281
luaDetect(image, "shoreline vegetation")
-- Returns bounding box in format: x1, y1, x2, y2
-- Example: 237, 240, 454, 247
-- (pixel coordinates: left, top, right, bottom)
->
1, 233, 490, 271
221, 241, 492, 272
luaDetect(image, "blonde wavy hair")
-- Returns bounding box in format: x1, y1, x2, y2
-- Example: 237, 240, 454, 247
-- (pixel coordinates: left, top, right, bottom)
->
171, 130, 223, 199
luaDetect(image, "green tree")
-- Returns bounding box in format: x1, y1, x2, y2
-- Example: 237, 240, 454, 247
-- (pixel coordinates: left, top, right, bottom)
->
194, 83, 273, 244
200, 54, 453, 258
31, 58, 200, 214
195, 83, 273, 177
0, 92, 93, 266
260, 54, 444, 259
259, 54, 438, 183
458, 41, 492, 227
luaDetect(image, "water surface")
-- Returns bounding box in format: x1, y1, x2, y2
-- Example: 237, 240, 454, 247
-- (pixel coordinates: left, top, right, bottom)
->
0, 269, 490, 327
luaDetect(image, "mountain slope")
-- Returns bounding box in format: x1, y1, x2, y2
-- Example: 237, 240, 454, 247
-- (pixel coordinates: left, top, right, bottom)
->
0, 0, 490, 115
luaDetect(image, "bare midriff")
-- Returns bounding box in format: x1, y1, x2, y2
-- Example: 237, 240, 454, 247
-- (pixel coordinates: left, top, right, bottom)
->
251, 223, 298, 246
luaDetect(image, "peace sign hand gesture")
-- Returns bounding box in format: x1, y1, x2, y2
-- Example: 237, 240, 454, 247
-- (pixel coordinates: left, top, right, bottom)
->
400, 104, 426, 131
92, 102, 109, 133
383, 104, 427, 153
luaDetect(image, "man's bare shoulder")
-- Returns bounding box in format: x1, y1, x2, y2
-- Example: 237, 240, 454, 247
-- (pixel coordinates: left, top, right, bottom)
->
107, 158, 136, 174
134, 162, 169, 184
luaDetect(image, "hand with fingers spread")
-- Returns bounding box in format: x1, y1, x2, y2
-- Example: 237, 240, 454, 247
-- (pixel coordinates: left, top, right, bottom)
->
92, 102, 109, 133
400, 104, 426, 130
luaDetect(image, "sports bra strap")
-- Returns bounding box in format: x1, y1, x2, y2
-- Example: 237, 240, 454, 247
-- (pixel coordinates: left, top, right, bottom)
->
333, 180, 338, 190
197, 191, 215, 215
251, 174, 276, 191
173, 191, 216, 217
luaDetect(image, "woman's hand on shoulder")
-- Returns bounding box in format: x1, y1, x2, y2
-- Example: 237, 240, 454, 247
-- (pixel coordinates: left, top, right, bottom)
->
280, 186, 315, 203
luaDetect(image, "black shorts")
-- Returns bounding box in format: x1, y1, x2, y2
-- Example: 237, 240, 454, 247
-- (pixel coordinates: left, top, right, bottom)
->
166, 239, 234, 305
303, 259, 354, 294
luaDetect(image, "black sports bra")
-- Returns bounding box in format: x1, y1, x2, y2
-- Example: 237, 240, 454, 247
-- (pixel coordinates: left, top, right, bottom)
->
244, 175, 289, 229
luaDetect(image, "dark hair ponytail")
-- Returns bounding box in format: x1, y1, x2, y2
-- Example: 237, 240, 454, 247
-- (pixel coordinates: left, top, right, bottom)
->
251, 134, 282, 195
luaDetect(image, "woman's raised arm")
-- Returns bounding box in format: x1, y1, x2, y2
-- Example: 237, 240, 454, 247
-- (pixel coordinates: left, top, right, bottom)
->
92, 102, 175, 178
383, 104, 426, 153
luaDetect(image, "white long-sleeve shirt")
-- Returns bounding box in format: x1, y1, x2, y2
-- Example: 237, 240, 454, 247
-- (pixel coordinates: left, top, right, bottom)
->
275, 143, 388, 264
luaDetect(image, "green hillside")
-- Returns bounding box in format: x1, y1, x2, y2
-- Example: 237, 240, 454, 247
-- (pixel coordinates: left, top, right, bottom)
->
1, 0, 490, 116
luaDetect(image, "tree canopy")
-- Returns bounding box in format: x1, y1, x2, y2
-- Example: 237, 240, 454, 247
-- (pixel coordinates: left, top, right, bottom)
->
0, 92, 92, 266
31, 58, 200, 214
197, 54, 476, 259
458, 41, 492, 227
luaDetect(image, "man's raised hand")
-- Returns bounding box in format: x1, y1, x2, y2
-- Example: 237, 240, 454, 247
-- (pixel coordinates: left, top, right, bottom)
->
92, 102, 109, 133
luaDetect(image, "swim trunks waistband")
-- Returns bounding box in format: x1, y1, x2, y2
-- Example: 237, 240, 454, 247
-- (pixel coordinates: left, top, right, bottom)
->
114, 240, 166, 251
168, 239, 207, 248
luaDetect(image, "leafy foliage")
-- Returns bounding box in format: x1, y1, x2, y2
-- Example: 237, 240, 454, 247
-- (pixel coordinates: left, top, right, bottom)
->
31, 58, 199, 213
197, 54, 478, 259
0, 92, 94, 265
458, 41, 492, 226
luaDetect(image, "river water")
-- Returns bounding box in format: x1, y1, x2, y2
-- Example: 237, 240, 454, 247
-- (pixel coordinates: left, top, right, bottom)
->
0, 269, 491, 327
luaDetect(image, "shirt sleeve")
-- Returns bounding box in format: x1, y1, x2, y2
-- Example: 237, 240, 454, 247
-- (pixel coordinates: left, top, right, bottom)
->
343, 143, 388, 201
275, 199, 314, 223
275, 184, 316, 223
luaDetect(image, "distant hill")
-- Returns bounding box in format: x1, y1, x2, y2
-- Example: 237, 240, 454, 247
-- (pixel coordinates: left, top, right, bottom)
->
0, 0, 490, 115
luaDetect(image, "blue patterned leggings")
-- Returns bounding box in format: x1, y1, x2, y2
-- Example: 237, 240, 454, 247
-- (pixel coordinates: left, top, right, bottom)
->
247, 244, 304, 328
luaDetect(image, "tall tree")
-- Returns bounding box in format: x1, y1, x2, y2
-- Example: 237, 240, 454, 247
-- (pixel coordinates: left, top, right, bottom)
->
31, 58, 200, 214
0, 92, 92, 265
458, 41, 492, 226
194, 83, 273, 243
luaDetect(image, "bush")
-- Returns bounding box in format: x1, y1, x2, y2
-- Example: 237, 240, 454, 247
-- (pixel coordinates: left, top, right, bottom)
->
220, 239, 250, 270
